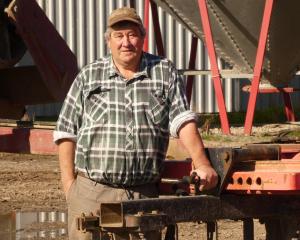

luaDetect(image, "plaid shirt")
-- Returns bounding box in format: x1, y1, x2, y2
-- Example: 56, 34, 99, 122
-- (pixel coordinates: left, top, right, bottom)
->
54, 52, 197, 186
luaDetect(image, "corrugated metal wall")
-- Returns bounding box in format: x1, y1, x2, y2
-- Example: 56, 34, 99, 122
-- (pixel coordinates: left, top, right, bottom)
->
20, 0, 300, 117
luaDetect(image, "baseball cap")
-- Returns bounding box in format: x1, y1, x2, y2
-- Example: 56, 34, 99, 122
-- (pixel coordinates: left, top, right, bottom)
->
108, 7, 143, 28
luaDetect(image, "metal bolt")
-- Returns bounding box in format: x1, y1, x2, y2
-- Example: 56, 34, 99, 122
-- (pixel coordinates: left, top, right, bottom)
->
221, 152, 230, 162
138, 232, 146, 240
137, 211, 144, 216
151, 210, 159, 214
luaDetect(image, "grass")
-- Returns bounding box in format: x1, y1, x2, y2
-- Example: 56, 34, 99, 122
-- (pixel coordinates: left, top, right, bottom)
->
198, 107, 300, 127
201, 134, 234, 142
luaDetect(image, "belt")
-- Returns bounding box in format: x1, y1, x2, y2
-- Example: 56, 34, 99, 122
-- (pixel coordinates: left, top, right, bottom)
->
76, 171, 155, 189
76, 171, 89, 179
76, 171, 122, 188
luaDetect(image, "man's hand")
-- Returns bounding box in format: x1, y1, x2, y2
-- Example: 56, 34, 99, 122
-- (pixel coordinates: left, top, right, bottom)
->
63, 178, 75, 195
191, 164, 218, 191
177, 121, 218, 191
57, 139, 76, 199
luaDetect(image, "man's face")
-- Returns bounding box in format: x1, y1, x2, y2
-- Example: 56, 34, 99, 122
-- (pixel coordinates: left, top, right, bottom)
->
107, 23, 144, 69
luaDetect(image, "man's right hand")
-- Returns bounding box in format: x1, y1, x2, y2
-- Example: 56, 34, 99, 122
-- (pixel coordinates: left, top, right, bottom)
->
63, 178, 75, 195
57, 139, 76, 198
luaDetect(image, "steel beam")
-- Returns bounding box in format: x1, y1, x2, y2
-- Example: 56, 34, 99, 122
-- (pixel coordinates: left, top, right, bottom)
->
7, 0, 78, 102
143, 0, 150, 52
243, 219, 254, 240
100, 195, 300, 228
186, 36, 198, 105
244, 0, 274, 135
282, 92, 296, 122
150, 0, 165, 57
197, 0, 230, 135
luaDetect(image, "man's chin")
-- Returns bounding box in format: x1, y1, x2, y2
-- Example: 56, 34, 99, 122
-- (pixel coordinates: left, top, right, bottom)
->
120, 56, 137, 63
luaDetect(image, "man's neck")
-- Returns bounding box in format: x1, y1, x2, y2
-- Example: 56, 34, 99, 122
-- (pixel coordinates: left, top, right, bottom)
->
113, 61, 139, 80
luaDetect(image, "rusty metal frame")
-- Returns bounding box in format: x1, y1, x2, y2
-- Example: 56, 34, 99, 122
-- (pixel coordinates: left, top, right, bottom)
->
98, 194, 300, 230
77, 194, 300, 239
76, 194, 300, 238
76, 143, 300, 238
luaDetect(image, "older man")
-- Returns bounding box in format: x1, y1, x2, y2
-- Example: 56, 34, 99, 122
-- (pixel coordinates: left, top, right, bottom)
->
54, 7, 218, 240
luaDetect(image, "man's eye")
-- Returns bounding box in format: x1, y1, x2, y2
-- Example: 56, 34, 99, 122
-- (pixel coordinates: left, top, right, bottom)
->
113, 34, 123, 39
128, 33, 138, 38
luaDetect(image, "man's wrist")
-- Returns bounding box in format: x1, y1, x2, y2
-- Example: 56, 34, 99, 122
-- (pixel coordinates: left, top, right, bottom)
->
193, 161, 212, 169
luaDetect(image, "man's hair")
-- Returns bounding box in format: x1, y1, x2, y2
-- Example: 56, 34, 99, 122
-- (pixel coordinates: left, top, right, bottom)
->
104, 21, 146, 41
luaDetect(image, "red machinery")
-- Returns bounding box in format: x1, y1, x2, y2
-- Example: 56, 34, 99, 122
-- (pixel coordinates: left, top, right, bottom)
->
148, 0, 300, 135
76, 1, 300, 239
0, 0, 78, 119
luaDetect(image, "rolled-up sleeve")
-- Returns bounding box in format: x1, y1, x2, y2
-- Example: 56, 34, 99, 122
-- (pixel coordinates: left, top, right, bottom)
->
168, 63, 198, 138
53, 72, 84, 144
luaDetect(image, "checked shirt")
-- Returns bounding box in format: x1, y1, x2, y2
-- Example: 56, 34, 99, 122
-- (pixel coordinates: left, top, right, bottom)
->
54, 52, 197, 186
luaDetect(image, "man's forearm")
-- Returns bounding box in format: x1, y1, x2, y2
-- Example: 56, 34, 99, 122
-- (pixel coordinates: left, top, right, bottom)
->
178, 120, 218, 190
178, 121, 210, 167
58, 139, 76, 193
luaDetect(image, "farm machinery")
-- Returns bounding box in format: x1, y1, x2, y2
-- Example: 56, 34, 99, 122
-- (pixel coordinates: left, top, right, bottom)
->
0, 0, 78, 119
2, 0, 300, 239
76, 1, 300, 239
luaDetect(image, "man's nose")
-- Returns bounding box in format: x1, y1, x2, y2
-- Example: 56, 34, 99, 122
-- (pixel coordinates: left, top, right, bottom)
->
122, 36, 131, 46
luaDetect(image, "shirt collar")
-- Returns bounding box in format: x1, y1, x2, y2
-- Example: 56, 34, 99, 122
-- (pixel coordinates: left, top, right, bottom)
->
108, 52, 150, 79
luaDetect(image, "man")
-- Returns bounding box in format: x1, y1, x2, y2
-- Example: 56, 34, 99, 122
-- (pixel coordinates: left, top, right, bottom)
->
54, 7, 218, 240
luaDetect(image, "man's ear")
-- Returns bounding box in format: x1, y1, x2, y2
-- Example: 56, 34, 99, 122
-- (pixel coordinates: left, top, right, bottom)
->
105, 37, 110, 49
107, 39, 111, 49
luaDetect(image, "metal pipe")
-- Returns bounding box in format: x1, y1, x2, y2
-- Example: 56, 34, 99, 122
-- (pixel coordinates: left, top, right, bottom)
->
233, 145, 280, 161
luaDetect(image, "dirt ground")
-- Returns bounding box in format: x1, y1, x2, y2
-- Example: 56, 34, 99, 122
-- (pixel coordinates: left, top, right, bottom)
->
0, 123, 300, 239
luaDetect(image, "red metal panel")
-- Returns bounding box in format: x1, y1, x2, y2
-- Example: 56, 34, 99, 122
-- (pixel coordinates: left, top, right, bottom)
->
0, 127, 57, 154
197, 0, 230, 135
244, 0, 274, 135
226, 171, 300, 192
11, 0, 78, 101
160, 160, 192, 194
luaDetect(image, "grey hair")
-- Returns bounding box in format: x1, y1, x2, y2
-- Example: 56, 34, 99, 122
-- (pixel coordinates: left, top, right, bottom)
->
104, 21, 146, 42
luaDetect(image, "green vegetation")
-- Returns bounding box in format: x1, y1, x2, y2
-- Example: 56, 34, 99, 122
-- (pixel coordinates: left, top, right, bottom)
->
198, 107, 300, 127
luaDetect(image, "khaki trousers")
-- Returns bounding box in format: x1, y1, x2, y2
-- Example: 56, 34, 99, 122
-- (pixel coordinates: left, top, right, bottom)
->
67, 175, 161, 240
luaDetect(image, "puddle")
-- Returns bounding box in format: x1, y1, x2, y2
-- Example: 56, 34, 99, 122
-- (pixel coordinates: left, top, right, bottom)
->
0, 211, 67, 239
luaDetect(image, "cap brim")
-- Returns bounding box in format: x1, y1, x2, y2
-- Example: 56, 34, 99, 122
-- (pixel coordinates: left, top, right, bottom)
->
109, 17, 141, 27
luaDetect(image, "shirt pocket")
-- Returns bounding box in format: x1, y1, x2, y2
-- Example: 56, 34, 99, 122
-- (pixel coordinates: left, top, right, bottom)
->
84, 86, 110, 123
148, 89, 169, 125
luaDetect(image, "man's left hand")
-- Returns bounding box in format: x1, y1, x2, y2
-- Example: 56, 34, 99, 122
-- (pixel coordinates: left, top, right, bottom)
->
191, 164, 218, 192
